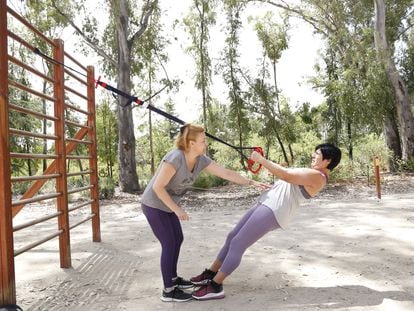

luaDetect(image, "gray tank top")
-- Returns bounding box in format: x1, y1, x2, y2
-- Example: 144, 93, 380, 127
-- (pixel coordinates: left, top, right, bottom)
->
141, 149, 212, 212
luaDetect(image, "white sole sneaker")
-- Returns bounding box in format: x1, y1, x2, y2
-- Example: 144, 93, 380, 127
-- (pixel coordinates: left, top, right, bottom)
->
160, 296, 193, 302
176, 284, 194, 289
192, 290, 225, 300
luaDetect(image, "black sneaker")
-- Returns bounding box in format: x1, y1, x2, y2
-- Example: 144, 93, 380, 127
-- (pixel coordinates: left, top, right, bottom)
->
160, 287, 193, 302
174, 276, 194, 289
190, 269, 217, 285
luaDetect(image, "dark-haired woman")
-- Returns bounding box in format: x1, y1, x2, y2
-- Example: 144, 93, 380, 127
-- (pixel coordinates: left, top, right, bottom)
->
191, 143, 342, 301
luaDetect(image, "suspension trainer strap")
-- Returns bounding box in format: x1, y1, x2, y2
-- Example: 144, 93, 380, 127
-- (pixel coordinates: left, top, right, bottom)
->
33, 47, 263, 173
96, 79, 262, 173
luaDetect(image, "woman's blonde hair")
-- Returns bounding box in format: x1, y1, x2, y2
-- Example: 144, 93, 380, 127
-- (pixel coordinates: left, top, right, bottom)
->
175, 123, 205, 151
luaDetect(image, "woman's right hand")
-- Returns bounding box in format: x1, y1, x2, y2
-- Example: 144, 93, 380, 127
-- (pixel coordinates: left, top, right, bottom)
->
175, 208, 190, 221
250, 150, 264, 163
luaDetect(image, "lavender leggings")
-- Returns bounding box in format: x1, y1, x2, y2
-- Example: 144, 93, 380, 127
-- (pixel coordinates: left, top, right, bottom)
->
141, 204, 182, 288
217, 203, 280, 275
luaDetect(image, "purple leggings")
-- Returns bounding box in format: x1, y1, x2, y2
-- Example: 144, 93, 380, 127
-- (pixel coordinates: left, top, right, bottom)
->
217, 203, 280, 275
142, 204, 183, 288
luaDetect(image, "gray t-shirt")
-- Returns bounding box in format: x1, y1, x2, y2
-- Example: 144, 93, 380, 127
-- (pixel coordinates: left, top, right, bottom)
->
141, 149, 212, 212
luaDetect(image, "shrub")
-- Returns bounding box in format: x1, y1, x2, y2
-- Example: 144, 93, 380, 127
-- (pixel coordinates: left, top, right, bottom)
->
99, 177, 115, 199
193, 172, 228, 189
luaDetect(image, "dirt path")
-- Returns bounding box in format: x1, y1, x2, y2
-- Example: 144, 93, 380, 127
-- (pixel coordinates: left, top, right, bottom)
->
13, 176, 414, 310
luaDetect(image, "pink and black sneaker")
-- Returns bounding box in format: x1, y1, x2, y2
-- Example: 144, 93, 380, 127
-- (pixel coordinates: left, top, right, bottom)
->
190, 269, 217, 285
192, 280, 225, 300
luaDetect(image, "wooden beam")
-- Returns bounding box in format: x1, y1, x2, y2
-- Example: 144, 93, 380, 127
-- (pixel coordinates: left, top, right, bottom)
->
54, 39, 71, 269
87, 66, 101, 242
0, 0, 16, 305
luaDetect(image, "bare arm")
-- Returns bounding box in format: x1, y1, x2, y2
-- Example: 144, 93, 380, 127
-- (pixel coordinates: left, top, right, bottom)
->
204, 161, 270, 190
250, 151, 326, 192
152, 162, 189, 220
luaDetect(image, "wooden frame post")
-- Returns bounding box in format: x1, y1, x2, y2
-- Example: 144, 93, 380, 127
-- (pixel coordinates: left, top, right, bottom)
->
0, 0, 17, 304
87, 66, 101, 242
374, 157, 381, 200
53, 39, 71, 268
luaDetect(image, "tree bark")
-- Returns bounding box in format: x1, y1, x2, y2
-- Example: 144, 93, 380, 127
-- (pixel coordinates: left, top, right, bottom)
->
374, 0, 414, 161
112, 0, 156, 192
383, 112, 402, 171
115, 0, 139, 192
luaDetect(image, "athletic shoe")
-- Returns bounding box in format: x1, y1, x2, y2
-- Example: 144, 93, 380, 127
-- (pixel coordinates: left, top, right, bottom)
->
190, 269, 217, 285
192, 281, 225, 300
174, 276, 194, 289
160, 287, 193, 302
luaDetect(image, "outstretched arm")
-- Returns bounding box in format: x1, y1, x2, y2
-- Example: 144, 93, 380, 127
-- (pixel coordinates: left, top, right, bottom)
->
204, 161, 270, 190
250, 151, 325, 189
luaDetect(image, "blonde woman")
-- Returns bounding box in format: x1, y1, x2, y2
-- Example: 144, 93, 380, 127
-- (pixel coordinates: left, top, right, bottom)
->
141, 123, 268, 302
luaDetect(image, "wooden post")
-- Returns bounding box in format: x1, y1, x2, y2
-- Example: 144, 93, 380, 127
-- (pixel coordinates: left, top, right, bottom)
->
374, 157, 381, 200
53, 39, 71, 268
87, 66, 101, 242
0, 0, 17, 304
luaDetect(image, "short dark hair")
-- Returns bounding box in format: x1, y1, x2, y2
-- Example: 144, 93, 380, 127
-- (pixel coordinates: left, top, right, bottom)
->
315, 143, 341, 171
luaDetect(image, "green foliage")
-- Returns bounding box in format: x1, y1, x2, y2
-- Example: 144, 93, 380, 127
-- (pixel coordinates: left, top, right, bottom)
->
183, 0, 218, 129
136, 113, 177, 188
250, 11, 289, 64
400, 29, 414, 96
325, 133, 391, 182
96, 98, 118, 179
99, 177, 115, 199
395, 159, 414, 172
193, 172, 228, 189
11, 181, 32, 196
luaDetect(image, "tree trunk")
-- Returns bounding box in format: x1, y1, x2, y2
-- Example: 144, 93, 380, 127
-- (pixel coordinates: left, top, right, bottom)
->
272, 60, 281, 115
199, 5, 208, 132
42, 82, 47, 172
288, 143, 294, 164
383, 112, 402, 171
374, 0, 414, 161
115, 0, 139, 192
148, 71, 155, 176
271, 122, 289, 164
347, 120, 353, 161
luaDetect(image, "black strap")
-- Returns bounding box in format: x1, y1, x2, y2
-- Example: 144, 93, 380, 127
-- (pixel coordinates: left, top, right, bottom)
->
0, 304, 23, 311
33, 47, 258, 165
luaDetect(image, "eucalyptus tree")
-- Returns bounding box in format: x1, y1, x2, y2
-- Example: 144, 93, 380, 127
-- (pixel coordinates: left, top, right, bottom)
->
251, 12, 289, 114
249, 0, 414, 165
220, 0, 251, 169
183, 0, 217, 132
106, 0, 158, 192
240, 53, 289, 163
247, 12, 293, 163
135, 2, 170, 175
50, 0, 158, 192
400, 29, 414, 96
373, 0, 414, 161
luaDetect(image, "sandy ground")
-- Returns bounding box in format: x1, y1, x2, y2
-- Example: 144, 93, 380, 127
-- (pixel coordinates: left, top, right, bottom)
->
11, 174, 414, 311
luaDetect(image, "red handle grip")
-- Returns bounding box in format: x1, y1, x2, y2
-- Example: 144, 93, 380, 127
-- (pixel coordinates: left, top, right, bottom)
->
246, 147, 263, 174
